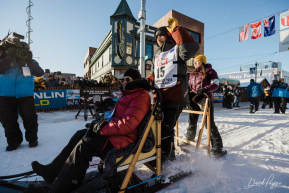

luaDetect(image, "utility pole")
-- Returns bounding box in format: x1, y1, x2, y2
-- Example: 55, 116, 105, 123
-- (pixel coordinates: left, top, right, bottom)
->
138, 0, 146, 77
255, 62, 258, 82
26, 0, 33, 46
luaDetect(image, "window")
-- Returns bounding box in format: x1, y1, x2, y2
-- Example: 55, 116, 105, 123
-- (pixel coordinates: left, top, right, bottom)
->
126, 38, 133, 55
102, 56, 104, 67
115, 37, 118, 54
186, 29, 200, 43
138, 43, 153, 59
146, 44, 153, 59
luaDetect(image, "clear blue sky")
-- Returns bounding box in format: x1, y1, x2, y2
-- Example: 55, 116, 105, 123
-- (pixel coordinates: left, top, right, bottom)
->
1, 0, 288, 77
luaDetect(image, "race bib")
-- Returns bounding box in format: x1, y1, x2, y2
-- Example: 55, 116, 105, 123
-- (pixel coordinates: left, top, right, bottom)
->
154, 45, 178, 89
22, 67, 31, 77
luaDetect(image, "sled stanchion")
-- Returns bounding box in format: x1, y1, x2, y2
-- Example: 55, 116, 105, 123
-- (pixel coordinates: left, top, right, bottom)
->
176, 120, 179, 146
118, 115, 155, 193
156, 120, 162, 181
196, 98, 209, 153
207, 108, 211, 154
175, 98, 211, 154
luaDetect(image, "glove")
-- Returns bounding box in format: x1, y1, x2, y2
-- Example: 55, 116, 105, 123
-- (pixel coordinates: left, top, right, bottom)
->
197, 88, 206, 96
166, 17, 178, 34
5, 47, 16, 56
92, 120, 107, 136
192, 95, 204, 104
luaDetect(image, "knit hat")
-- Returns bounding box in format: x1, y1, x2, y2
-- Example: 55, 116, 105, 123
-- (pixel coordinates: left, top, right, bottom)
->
194, 55, 206, 65
124, 68, 141, 81
154, 26, 175, 46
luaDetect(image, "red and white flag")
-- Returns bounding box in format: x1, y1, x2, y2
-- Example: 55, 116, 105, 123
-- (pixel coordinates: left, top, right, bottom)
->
239, 24, 249, 42
280, 10, 289, 30
251, 20, 262, 39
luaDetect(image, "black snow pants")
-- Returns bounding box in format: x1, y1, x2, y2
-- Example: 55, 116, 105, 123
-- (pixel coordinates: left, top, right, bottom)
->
187, 101, 223, 149
0, 96, 38, 145
161, 107, 183, 160
50, 129, 114, 193
250, 97, 260, 111
273, 97, 286, 113
262, 96, 273, 109
223, 95, 232, 109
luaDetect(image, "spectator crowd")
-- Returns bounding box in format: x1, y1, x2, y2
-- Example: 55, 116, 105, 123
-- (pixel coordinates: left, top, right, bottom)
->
34, 71, 122, 90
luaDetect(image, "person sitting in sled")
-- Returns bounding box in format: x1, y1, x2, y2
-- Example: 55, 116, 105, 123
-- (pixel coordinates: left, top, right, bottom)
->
186, 55, 225, 156
31, 68, 151, 193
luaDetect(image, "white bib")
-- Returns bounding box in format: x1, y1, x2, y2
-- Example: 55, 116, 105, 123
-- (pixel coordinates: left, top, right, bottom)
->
154, 45, 178, 89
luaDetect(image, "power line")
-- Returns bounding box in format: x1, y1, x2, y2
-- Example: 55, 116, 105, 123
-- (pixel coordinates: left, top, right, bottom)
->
216, 52, 276, 72
205, 8, 289, 40
210, 0, 276, 22
209, 52, 275, 60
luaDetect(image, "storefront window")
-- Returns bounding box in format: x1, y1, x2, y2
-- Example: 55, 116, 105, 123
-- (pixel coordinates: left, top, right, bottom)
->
126, 38, 132, 55
138, 43, 153, 59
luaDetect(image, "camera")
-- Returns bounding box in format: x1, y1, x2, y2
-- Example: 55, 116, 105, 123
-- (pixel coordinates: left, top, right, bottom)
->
0, 32, 33, 65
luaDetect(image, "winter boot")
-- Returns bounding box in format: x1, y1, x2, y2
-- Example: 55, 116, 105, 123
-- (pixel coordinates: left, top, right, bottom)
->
32, 161, 58, 183
186, 127, 196, 142
261, 104, 265, 109
29, 140, 38, 147
233, 104, 235, 107
211, 147, 227, 159
249, 105, 255, 113
6, 143, 21, 151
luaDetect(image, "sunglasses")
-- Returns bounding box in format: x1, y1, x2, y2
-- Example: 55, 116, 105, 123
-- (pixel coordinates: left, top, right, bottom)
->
121, 77, 131, 83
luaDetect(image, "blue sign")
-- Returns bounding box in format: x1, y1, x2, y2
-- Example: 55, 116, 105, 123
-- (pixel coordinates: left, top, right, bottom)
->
34, 90, 67, 109
213, 92, 224, 102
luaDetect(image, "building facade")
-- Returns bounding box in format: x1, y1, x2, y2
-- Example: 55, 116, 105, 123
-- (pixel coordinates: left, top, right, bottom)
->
83, 47, 97, 79
90, 0, 205, 81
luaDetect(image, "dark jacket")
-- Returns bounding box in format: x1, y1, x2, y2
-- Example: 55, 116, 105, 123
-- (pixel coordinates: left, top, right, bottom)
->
45, 79, 59, 87
188, 64, 219, 101
150, 26, 199, 108
0, 58, 44, 98
233, 86, 243, 97
247, 81, 264, 98
100, 80, 151, 150
223, 85, 233, 98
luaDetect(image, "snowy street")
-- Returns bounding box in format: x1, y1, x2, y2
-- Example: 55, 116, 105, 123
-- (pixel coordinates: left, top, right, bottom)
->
0, 102, 289, 192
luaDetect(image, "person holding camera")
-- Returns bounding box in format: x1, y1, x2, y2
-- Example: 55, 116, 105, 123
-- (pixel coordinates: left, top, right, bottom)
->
0, 33, 44, 151
31, 68, 151, 193
272, 78, 288, 114
222, 81, 233, 109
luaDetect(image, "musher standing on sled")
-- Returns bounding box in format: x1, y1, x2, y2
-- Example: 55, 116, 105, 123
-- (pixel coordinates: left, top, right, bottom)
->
186, 55, 224, 156
147, 17, 199, 162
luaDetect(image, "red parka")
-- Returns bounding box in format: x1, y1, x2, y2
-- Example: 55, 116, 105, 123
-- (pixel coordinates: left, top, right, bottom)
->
100, 88, 151, 149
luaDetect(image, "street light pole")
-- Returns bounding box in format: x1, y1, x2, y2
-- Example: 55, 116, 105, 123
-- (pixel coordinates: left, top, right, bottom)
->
138, 0, 146, 77
255, 62, 258, 82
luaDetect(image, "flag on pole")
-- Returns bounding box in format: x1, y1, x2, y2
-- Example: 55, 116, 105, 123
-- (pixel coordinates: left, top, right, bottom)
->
239, 24, 249, 42
279, 29, 289, 52
263, 16, 275, 37
280, 10, 289, 30
251, 20, 262, 39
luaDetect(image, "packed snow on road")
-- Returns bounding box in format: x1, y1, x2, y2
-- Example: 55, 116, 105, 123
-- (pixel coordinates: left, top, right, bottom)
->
0, 102, 288, 192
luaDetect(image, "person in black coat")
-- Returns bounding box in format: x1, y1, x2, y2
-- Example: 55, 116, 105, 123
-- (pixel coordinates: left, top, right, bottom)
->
232, 83, 243, 107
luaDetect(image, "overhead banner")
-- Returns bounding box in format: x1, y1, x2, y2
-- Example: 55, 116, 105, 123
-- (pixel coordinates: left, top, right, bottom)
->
219, 68, 275, 85
279, 29, 289, 52
280, 10, 289, 31
34, 90, 66, 109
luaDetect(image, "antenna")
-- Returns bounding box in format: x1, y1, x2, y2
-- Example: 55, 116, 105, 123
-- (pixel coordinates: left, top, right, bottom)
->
26, 0, 34, 46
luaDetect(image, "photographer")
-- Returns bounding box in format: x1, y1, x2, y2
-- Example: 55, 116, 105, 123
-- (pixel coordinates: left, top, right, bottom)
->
222, 81, 233, 109
0, 33, 44, 151
45, 75, 59, 88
